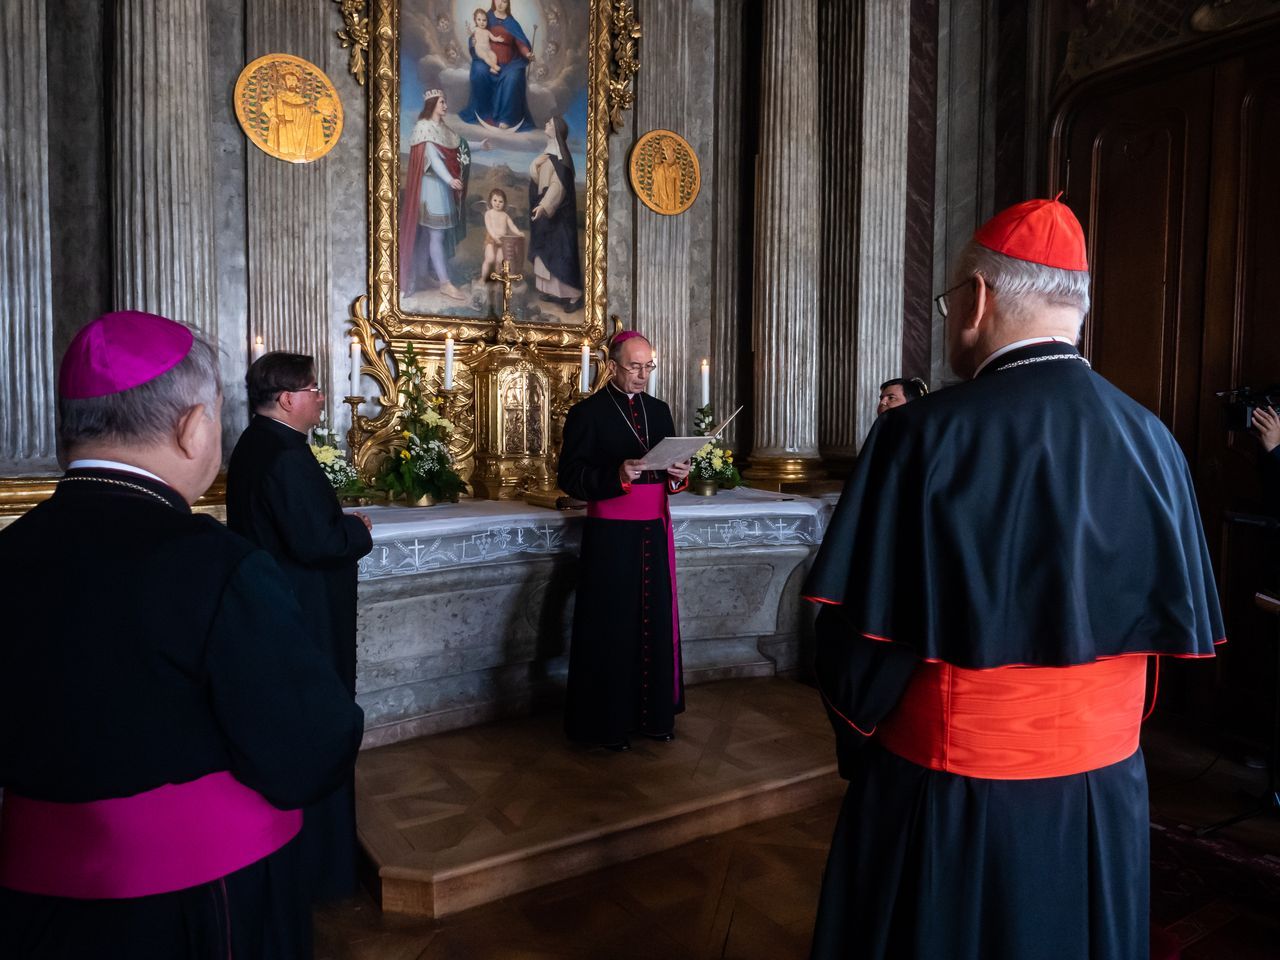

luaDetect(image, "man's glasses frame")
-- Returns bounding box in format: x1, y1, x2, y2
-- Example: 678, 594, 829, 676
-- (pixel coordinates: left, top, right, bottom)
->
934, 278, 974, 319
616, 362, 656, 375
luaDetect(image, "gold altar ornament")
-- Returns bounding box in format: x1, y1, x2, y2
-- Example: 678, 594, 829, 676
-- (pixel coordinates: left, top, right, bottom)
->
234, 54, 344, 164
629, 129, 700, 216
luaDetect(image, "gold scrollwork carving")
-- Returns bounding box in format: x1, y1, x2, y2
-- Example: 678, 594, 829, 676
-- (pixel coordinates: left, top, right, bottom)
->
333, 0, 371, 86
607, 0, 642, 134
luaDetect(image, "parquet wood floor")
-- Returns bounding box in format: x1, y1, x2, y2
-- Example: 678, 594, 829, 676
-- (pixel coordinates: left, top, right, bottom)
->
356, 679, 842, 917
321, 693, 1280, 959
319, 800, 835, 960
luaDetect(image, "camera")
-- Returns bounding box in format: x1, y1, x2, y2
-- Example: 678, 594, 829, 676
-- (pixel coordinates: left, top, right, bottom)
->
1218, 384, 1280, 431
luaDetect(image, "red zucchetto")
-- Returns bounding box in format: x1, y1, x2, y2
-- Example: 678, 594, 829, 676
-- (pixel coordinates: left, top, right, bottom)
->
972, 196, 1089, 272
59, 311, 194, 399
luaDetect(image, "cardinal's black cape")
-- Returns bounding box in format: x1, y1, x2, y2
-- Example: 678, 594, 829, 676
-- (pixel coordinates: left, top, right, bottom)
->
802, 342, 1224, 960
803, 341, 1224, 667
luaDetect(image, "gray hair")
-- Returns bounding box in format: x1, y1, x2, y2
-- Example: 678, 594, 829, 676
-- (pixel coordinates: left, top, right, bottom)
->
952, 242, 1091, 329
58, 330, 221, 450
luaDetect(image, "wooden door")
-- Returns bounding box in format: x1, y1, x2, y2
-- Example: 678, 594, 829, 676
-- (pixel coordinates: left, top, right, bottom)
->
1052, 38, 1280, 741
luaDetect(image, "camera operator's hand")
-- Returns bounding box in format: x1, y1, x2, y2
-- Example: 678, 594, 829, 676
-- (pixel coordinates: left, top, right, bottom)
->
1252, 405, 1280, 453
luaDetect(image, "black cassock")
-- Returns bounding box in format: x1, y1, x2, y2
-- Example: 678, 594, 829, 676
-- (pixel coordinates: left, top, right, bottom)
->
802, 342, 1224, 960
227, 415, 373, 901
0, 470, 364, 959
558, 384, 686, 743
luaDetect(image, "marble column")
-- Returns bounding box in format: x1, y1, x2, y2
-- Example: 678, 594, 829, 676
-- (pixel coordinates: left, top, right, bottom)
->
0, 0, 57, 472
112, 0, 219, 341
817, 0, 859, 464
851, 2, 911, 450
744, 0, 821, 487
631, 0, 715, 433
246, 1, 333, 421
710, 6, 743, 447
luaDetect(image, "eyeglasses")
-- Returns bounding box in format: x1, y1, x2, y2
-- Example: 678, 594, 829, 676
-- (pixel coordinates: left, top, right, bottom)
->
934, 279, 973, 319
284, 384, 323, 396
618, 362, 656, 375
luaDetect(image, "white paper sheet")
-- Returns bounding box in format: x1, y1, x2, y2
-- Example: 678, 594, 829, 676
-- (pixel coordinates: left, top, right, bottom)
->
633, 436, 710, 471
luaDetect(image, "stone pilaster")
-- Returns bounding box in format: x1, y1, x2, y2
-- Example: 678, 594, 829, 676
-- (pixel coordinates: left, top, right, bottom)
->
710, 5, 743, 447
247, 1, 333, 419
631, 0, 715, 432
744, 0, 821, 487
112, 0, 218, 341
0, 0, 57, 471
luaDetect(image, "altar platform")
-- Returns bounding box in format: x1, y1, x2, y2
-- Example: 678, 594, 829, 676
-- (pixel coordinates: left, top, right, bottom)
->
355, 676, 841, 918
353, 488, 829, 747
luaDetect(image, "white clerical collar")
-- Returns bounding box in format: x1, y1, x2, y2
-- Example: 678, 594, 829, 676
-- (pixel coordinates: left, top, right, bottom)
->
973, 337, 1076, 378
67, 459, 167, 484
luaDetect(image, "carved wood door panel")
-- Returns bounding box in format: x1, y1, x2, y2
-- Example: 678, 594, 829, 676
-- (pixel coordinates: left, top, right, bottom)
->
1053, 41, 1280, 739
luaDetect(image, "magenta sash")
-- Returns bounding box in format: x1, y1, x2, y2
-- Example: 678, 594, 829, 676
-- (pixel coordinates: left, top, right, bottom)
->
0, 771, 302, 899
587, 483, 683, 699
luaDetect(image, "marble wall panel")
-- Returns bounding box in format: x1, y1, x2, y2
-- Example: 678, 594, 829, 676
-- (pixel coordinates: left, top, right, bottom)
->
932, 0, 999, 389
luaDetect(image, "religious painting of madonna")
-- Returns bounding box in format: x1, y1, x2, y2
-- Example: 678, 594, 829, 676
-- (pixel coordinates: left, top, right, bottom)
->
369, 0, 607, 337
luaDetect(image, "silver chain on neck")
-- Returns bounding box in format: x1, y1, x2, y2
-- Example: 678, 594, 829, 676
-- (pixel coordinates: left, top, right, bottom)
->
59, 475, 176, 508
606, 384, 650, 452
993, 353, 1092, 373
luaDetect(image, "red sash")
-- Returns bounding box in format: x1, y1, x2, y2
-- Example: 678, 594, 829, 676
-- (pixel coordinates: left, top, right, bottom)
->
0, 772, 301, 899
587, 483, 682, 699
877, 657, 1147, 780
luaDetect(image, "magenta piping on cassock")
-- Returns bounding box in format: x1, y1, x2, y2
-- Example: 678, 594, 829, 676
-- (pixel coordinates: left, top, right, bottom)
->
587, 483, 682, 699
0, 771, 301, 900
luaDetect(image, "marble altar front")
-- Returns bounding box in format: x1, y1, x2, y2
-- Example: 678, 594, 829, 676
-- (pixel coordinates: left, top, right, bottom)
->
355, 488, 829, 747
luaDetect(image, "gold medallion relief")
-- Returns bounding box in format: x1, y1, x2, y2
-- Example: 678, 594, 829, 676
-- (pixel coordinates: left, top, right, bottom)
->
628, 129, 699, 216
234, 54, 344, 164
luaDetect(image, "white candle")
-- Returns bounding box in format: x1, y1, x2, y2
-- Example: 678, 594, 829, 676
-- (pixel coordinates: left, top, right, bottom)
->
251, 335, 265, 362
650, 353, 658, 395
579, 340, 590, 393
348, 336, 362, 397
700, 358, 710, 407
443, 335, 455, 391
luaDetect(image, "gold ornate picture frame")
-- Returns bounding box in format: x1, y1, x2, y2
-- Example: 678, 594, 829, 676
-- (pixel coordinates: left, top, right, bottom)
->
344, 0, 640, 494
357, 0, 613, 346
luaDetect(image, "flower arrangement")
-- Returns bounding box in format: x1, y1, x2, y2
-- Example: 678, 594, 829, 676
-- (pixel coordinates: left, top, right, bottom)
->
309, 423, 363, 495
377, 344, 467, 504
689, 404, 742, 489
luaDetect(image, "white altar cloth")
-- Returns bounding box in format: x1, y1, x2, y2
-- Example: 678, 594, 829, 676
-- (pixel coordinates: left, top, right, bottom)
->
354, 487, 828, 580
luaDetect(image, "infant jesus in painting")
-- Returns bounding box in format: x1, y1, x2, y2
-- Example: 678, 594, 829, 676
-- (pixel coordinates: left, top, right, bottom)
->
470, 9, 501, 75
479, 189, 525, 284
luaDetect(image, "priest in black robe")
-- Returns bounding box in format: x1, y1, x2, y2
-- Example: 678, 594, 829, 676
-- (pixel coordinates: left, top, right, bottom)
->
0, 312, 364, 959
227, 352, 373, 902
803, 200, 1224, 960
558, 331, 691, 750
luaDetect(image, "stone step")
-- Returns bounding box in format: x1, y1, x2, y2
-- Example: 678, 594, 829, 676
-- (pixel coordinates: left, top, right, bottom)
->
355, 677, 842, 918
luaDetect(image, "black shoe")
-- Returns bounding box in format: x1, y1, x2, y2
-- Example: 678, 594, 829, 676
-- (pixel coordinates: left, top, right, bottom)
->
641, 731, 675, 743
603, 738, 631, 752
564, 297, 584, 312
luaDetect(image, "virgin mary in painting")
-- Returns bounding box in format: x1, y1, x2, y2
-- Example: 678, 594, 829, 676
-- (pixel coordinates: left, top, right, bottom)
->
458, 0, 538, 132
